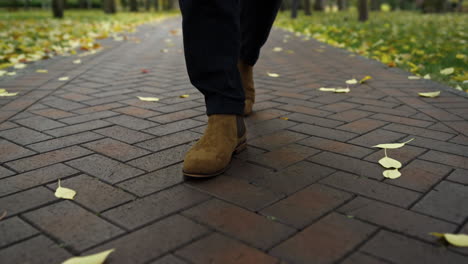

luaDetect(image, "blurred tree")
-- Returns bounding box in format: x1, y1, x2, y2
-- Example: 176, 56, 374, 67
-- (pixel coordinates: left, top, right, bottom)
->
314, 0, 324, 11
358, 0, 368, 21
103, 0, 116, 13
304, 0, 312, 15
154, 0, 159, 10
129, 0, 138, 11
422, 0, 448, 12
145, 0, 151, 11
337, 0, 346, 10
52, 0, 65, 18
371, 0, 380, 10
291, 0, 299, 18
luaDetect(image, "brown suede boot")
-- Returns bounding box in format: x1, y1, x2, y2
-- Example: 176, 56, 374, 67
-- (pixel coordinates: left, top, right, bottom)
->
238, 60, 255, 116
183, 114, 247, 178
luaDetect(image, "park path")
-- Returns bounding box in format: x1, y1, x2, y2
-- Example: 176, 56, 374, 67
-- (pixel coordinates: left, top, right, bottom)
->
1, 17, 468, 264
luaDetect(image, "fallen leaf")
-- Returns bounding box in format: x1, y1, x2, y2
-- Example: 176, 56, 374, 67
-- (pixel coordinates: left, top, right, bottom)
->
456, 54, 465, 60
319, 87, 350, 93
379, 156, 402, 169
62, 249, 115, 264
272, 47, 283, 52
279, 117, 289, 120
73, 59, 81, 64
430, 233, 468, 247
0, 211, 6, 221
161, 49, 169, 53
373, 138, 414, 149
54, 179, 76, 200
286, 50, 295, 54
0, 89, 18, 97
423, 74, 431, 79
346, 78, 358, 84
319, 87, 336, 92
408, 76, 421, 80
137, 96, 159, 102
383, 169, 401, 179
359, 76, 372, 83
36, 69, 48, 73
440, 67, 454, 75
0, 70, 6, 76
6, 72, 16, 76
180, 94, 189, 98
267, 72, 280, 78
455, 85, 463, 91
58, 76, 69, 81
14, 63, 27, 69
418, 91, 440, 98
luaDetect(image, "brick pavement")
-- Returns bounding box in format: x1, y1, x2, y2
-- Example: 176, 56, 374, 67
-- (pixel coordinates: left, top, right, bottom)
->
1, 17, 468, 264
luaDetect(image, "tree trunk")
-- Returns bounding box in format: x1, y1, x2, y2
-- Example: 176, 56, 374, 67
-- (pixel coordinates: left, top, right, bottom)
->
153, 0, 159, 11
291, 0, 299, 18
337, 0, 346, 10
103, 0, 116, 13
314, 0, 324, 11
370, 0, 380, 10
304, 0, 312, 15
457, 0, 463, 11
52, 0, 65, 18
358, 0, 368, 21
145, 0, 151, 11
130, 0, 138, 11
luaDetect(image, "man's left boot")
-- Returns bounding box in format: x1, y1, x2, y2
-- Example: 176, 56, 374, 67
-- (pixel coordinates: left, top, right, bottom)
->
238, 60, 255, 116
183, 114, 247, 178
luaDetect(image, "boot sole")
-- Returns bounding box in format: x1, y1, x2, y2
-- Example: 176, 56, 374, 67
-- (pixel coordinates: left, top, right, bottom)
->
183, 140, 247, 178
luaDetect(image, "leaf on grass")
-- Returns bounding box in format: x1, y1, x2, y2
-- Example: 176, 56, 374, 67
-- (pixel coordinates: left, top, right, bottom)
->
273, 47, 283, 52
0, 211, 6, 221
379, 156, 402, 169
346, 78, 358, 84
359, 76, 372, 83
137, 96, 159, 102
62, 249, 115, 264
440, 67, 454, 75
383, 169, 401, 179
408, 76, 421, 80
54, 179, 76, 200
279, 117, 289, 120
418, 91, 440, 98
456, 54, 465, 60
423, 74, 431, 80
14, 63, 27, 69
373, 138, 414, 149
179, 94, 189, 98
36, 69, 48, 73
58, 76, 69, 81
267, 72, 280, 78
430, 233, 468, 247
73, 59, 81, 64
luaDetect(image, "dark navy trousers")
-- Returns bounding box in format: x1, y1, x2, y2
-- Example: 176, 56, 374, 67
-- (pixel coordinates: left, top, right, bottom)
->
179, 0, 282, 115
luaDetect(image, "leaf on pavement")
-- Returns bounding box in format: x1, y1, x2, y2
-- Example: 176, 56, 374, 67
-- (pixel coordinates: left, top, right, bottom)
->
379, 156, 402, 169
383, 169, 401, 179
345, 78, 358, 84
36, 69, 48, 73
272, 47, 283, 52
0, 89, 18, 97
62, 249, 115, 264
14, 63, 27, 69
430, 233, 468, 247
58, 76, 69, 81
267, 72, 280, 78
137, 96, 159, 102
73, 59, 81, 64
359, 76, 372, 83
408, 76, 421, 80
418, 91, 440, 98
319, 87, 350, 93
179, 94, 189, 98
54, 179, 76, 200
373, 138, 414, 149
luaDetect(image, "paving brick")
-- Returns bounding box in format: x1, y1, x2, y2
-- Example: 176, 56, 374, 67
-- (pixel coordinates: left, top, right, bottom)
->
136, 130, 199, 152
14, 115, 66, 131
249, 144, 320, 170
348, 129, 406, 148
0, 127, 52, 145
47, 174, 134, 212
289, 123, 357, 141
450, 134, 468, 146
247, 109, 290, 123
248, 118, 298, 139
270, 213, 377, 264
128, 144, 190, 172
43, 97, 87, 110
6, 146, 91, 173
299, 137, 373, 159
84, 215, 208, 264
44, 119, 112, 137
24, 201, 123, 251
339, 197, 457, 242
182, 199, 295, 250
150, 255, 187, 264
72, 102, 123, 114
59, 110, 119, 125
0, 217, 39, 248
277, 104, 331, 117
341, 252, 388, 264
82, 94, 131, 106
105, 115, 158, 130
248, 130, 308, 151
114, 106, 161, 118
0, 121, 18, 130
0, 165, 14, 179
82, 138, 150, 161
319, 101, 359, 112
149, 109, 202, 124
417, 107, 463, 121
382, 123, 454, 141
444, 121, 468, 137
370, 113, 433, 128
361, 230, 467, 263
0, 187, 56, 216
187, 175, 282, 211
447, 169, 468, 185
412, 181, 468, 223
420, 150, 468, 170
0, 139, 35, 163
144, 119, 204, 136
328, 109, 373, 122
0, 236, 71, 264
261, 184, 352, 229
117, 164, 184, 197
336, 118, 387, 135
27, 131, 103, 152
66, 154, 144, 183
310, 94, 349, 104
155, 100, 203, 113
103, 184, 209, 229
59, 92, 94, 101
94, 125, 153, 144
320, 171, 420, 207
406, 136, 468, 157
285, 112, 344, 128
176, 233, 278, 264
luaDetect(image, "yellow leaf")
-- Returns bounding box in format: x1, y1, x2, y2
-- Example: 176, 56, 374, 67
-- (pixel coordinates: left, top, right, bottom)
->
379, 156, 402, 169
383, 169, 401, 179
160, 49, 169, 53
137, 96, 159, 102
7, 72, 16, 76
319, 87, 350, 93
359, 76, 372, 83
319, 88, 337, 92
418, 91, 440, 98
456, 54, 465, 60
62, 249, 115, 264
179, 94, 189, 98
430, 233, 468, 247
267, 72, 280, 78
455, 85, 463, 91
272, 47, 283, 52
0, 89, 18, 97
14, 63, 27, 69
0, 70, 6, 76
286, 50, 295, 54
373, 138, 414, 149
279, 117, 289, 120
346, 79, 358, 84
54, 179, 76, 200
423, 74, 431, 80
58, 76, 69, 81
408, 76, 421, 80
440, 67, 454, 75
73, 59, 82, 64
36, 69, 48, 73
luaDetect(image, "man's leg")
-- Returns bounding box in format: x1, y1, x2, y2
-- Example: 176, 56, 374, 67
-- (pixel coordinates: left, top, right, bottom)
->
179, 0, 247, 177
238, 0, 282, 115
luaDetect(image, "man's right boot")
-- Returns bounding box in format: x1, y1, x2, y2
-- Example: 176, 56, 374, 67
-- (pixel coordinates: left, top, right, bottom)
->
238, 60, 255, 116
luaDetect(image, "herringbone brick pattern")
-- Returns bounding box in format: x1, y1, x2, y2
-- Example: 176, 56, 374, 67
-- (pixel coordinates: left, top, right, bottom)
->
1, 17, 467, 264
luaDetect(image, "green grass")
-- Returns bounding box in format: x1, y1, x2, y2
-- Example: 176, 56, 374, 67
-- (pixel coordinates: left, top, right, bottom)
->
275, 10, 468, 91
0, 10, 176, 70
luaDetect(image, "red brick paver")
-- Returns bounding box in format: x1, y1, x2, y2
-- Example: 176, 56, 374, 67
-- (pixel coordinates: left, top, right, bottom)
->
1, 17, 468, 264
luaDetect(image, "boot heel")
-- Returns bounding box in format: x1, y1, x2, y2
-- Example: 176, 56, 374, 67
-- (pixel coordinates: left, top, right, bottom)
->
234, 141, 247, 154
